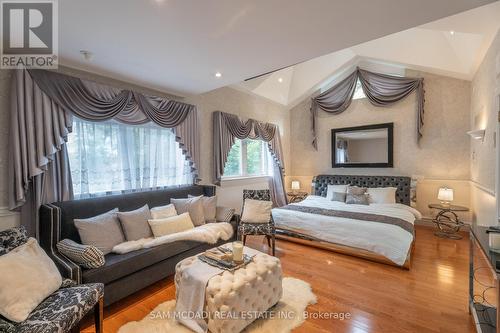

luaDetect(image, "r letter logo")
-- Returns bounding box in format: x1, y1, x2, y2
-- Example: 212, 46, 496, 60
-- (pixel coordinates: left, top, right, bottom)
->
1, 0, 58, 68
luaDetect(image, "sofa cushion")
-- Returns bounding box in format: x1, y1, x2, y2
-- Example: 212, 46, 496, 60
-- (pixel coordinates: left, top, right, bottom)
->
117, 204, 153, 241
171, 197, 205, 226
74, 208, 125, 255
82, 240, 198, 285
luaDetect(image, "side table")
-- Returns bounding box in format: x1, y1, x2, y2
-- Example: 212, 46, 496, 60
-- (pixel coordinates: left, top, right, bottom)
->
428, 203, 469, 239
286, 191, 308, 203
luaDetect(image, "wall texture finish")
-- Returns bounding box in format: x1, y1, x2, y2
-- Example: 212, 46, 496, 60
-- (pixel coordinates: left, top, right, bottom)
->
470, 31, 500, 226
288, 70, 472, 219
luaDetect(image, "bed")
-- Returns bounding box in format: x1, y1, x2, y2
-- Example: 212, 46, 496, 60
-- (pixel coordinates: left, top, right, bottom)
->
272, 175, 421, 269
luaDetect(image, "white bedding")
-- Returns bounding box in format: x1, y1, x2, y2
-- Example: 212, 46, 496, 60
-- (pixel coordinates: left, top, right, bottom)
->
272, 196, 421, 266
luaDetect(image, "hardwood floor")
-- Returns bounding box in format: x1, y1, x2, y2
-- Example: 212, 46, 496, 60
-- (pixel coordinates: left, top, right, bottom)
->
81, 225, 474, 333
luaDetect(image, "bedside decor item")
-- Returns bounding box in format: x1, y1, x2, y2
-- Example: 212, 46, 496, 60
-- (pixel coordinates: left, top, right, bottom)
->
428, 203, 468, 239
291, 180, 300, 193
286, 191, 308, 203
437, 187, 454, 206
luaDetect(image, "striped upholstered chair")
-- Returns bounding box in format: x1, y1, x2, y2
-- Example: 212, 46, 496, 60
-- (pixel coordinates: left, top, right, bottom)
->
238, 189, 276, 256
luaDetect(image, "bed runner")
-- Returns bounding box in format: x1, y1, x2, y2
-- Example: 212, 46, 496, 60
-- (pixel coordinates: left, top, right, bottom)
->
277, 205, 414, 235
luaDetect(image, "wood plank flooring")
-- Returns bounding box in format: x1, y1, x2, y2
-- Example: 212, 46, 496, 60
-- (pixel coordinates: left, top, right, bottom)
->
81, 225, 474, 333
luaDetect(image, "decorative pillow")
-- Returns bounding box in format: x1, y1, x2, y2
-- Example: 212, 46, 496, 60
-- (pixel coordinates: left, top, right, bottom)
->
331, 192, 347, 202
216, 206, 235, 222
0, 226, 28, 253
148, 213, 195, 237
241, 199, 273, 224
0, 238, 62, 322
326, 185, 348, 200
150, 204, 178, 219
117, 205, 153, 241
56, 239, 105, 269
171, 197, 205, 226
346, 186, 369, 205
366, 187, 397, 204
188, 195, 217, 223
74, 208, 125, 255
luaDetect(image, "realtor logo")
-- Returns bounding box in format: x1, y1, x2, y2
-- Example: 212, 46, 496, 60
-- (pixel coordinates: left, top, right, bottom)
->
1, 0, 58, 68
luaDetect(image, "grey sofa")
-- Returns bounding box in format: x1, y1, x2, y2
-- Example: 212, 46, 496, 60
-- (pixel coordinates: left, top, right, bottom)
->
39, 185, 237, 306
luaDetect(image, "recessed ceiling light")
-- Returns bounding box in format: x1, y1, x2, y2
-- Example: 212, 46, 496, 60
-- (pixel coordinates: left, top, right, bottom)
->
215, 72, 222, 78
450, 30, 455, 35
278, 77, 283, 83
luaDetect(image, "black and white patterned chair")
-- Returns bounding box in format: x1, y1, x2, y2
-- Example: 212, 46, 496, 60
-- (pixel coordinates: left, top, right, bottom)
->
0, 227, 104, 333
238, 189, 276, 256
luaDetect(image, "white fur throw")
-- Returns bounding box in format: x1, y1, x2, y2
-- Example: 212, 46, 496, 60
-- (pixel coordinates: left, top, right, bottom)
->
112, 222, 234, 254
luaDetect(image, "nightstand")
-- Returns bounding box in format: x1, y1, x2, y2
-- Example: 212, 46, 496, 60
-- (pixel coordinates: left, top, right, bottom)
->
428, 203, 469, 239
286, 191, 308, 203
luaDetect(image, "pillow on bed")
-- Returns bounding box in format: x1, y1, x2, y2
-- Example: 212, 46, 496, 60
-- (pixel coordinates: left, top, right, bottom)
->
330, 192, 346, 202
326, 185, 348, 200
367, 187, 397, 204
345, 186, 369, 205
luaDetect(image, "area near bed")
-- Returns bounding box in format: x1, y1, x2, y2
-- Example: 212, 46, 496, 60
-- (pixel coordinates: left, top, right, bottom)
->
273, 175, 421, 268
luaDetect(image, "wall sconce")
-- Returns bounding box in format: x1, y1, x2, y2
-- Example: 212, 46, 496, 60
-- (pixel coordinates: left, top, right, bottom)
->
467, 129, 485, 141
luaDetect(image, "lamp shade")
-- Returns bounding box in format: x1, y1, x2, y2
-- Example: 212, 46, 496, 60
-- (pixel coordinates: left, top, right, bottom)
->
291, 181, 300, 190
438, 187, 454, 202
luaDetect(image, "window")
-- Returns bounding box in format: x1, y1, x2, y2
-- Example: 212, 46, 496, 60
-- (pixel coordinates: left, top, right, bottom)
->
223, 139, 273, 179
67, 118, 192, 198
353, 79, 366, 100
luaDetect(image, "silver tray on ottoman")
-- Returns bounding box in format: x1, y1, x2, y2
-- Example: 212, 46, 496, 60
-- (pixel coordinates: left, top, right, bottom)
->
198, 253, 253, 271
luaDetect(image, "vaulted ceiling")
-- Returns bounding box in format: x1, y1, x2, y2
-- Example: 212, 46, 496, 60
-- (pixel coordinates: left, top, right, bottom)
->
234, 2, 500, 107
59, 0, 495, 97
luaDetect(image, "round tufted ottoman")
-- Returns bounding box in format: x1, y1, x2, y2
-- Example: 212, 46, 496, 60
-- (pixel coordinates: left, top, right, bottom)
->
175, 247, 283, 333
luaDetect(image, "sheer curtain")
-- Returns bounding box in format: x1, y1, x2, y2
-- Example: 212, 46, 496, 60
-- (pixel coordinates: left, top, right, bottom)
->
67, 117, 192, 198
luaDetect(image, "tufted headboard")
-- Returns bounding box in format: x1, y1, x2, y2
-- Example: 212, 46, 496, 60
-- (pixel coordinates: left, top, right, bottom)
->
312, 175, 411, 206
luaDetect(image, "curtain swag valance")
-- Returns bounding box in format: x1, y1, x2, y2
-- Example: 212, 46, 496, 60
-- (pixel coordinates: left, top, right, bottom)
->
9, 69, 200, 216
310, 67, 425, 149
213, 111, 287, 207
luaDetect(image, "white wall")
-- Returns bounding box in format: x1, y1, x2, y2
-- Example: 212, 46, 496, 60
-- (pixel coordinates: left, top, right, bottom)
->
470, 30, 500, 226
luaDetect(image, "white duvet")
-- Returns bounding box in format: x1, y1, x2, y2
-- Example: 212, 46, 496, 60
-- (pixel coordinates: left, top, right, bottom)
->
272, 196, 422, 266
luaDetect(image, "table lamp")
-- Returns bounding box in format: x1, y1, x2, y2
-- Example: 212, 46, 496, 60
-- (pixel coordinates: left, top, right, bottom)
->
291, 180, 300, 193
438, 187, 454, 207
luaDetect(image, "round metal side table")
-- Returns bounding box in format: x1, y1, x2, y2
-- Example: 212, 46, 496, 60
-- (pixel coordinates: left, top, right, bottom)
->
428, 203, 469, 240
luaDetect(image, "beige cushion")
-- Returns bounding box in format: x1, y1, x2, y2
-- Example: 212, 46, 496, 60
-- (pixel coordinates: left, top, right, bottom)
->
241, 199, 272, 223
0, 238, 62, 322
148, 213, 195, 237
74, 208, 125, 255
150, 204, 178, 219
188, 195, 217, 223
171, 197, 205, 226
367, 187, 397, 204
117, 205, 152, 241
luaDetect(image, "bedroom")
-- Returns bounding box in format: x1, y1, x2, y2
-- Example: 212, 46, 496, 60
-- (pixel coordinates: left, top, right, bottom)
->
0, 1, 499, 333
